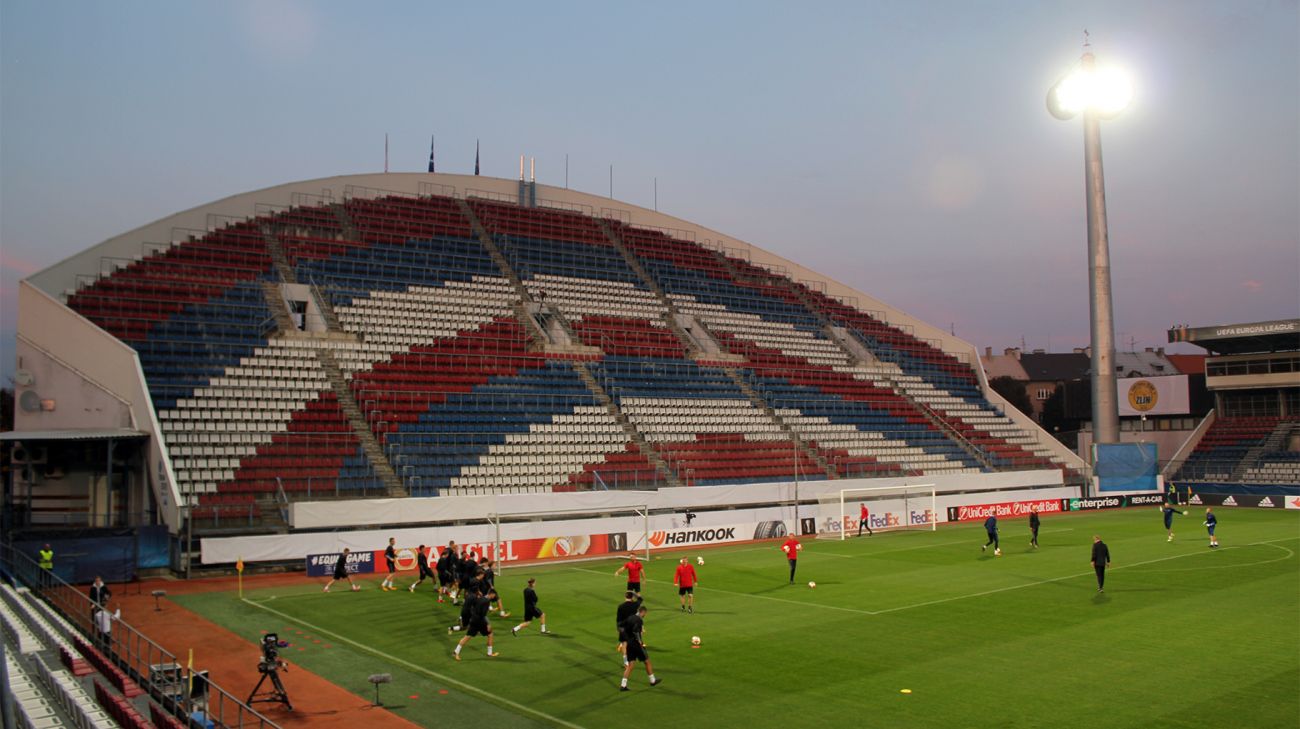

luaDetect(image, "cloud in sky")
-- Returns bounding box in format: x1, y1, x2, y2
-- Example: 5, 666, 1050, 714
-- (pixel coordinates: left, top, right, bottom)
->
1241, 279, 1264, 292
237, 0, 319, 61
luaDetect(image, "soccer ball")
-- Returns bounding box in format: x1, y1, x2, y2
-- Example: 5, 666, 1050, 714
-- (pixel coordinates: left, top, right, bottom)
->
808, 581, 816, 588
691, 636, 701, 646
696, 556, 705, 566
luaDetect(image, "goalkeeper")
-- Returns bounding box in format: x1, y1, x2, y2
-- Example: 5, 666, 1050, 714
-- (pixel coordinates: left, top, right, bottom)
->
1162, 501, 1187, 542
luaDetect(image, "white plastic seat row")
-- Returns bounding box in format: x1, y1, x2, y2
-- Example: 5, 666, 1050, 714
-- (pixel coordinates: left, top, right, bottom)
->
28, 653, 116, 729
0, 601, 43, 654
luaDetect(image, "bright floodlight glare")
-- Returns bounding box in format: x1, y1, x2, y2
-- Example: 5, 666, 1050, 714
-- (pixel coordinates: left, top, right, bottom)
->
1048, 65, 1133, 119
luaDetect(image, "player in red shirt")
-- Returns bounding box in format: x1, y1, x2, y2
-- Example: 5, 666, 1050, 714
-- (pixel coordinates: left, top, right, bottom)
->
672, 557, 698, 613
615, 553, 646, 595
781, 535, 802, 584
858, 503, 873, 537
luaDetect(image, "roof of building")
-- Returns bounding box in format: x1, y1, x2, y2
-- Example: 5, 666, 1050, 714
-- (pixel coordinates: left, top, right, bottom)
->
981, 352, 1028, 381
1165, 354, 1207, 375
1017, 352, 1091, 381
1113, 350, 1176, 378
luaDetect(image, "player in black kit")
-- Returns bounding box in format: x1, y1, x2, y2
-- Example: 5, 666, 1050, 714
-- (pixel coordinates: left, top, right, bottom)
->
1029, 508, 1041, 549
618, 605, 659, 691
616, 590, 643, 665
409, 545, 436, 592
453, 588, 499, 660
436, 543, 456, 603
511, 578, 547, 635
454, 549, 477, 604
381, 537, 398, 591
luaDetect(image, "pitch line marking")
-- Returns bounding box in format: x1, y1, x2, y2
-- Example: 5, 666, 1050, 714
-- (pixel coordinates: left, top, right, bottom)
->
241, 598, 588, 729
1126, 542, 1294, 572
569, 567, 875, 616
871, 536, 1300, 615
576, 536, 1298, 619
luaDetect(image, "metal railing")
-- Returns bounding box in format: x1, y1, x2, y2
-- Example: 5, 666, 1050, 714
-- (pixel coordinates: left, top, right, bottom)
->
0, 543, 281, 728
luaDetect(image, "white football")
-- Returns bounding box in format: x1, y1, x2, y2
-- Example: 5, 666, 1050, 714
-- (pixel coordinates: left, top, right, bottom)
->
691, 635, 701, 646
696, 556, 705, 566
808, 581, 816, 588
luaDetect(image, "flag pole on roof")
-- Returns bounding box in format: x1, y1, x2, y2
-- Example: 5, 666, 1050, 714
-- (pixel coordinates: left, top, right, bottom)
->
428, 135, 436, 173
384, 133, 389, 173
475, 139, 480, 175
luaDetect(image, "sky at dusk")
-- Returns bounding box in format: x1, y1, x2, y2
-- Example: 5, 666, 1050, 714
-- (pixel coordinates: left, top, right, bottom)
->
1, 0, 1296, 382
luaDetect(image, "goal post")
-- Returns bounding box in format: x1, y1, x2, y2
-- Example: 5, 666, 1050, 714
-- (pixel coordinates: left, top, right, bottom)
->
485, 504, 650, 573
816, 483, 937, 539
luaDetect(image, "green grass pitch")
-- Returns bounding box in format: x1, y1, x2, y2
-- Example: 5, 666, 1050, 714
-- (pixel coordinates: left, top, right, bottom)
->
177, 507, 1300, 728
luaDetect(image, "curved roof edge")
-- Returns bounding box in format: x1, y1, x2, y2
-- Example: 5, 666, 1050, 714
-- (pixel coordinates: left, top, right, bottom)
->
27, 171, 966, 362
22, 171, 1087, 470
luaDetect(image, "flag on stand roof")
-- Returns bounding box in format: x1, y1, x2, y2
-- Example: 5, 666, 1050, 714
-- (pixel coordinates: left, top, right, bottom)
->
474, 139, 480, 175
427, 135, 435, 173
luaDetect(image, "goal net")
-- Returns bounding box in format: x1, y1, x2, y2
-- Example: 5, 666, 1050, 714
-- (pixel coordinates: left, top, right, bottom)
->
485, 504, 650, 573
815, 484, 937, 539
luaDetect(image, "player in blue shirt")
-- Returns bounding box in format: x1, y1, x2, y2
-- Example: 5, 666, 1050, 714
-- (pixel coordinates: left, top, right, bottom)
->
1162, 502, 1187, 542
1203, 508, 1219, 548
981, 515, 1001, 556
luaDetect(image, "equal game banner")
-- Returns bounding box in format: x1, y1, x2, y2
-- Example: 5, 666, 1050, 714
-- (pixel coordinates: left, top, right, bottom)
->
305, 532, 625, 575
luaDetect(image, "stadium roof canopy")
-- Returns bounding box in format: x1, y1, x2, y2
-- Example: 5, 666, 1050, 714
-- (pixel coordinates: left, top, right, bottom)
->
0, 428, 148, 442
1167, 318, 1300, 355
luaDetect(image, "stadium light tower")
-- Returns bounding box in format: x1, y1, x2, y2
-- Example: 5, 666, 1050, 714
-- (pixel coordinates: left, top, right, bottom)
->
1047, 39, 1132, 447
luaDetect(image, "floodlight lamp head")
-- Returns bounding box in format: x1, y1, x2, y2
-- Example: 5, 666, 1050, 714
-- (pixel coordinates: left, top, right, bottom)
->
1047, 53, 1133, 121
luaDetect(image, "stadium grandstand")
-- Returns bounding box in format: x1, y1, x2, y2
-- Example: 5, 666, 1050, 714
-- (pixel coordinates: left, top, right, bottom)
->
5, 172, 1085, 542
1164, 319, 1300, 493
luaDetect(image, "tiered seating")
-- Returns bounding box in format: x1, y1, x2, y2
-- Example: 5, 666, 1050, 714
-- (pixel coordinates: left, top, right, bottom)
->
378, 360, 623, 496
562, 443, 662, 491
150, 703, 188, 729
335, 277, 517, 353
73, 633, 143, 698
1178, 417, 1283, 481
792, 280, 975, 388
524, 274, 683, 358
849, 362, 1060, 471
30, 652, 115, 729
156, 338, 378, 516
66, 223, 272, 342
731, 356, 978, 475
1, 585, 74, 662
297, 215, 498, 307
66, 222, 276, 414
0, 599, 43, 653
442, 405, 633, 494
609, 227, 980, 476
93, 679, 150, 729
4, 649, 62, 729
592, 357, 824, 485
1243, 452, 1300, 484
206, 395, 366, 499
350, 194, 477, 244
470, 198, 609, 246
63, 191, 1086, 511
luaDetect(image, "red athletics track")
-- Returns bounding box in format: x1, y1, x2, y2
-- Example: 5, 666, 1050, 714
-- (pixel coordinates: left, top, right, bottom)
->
116, 573, 420, 729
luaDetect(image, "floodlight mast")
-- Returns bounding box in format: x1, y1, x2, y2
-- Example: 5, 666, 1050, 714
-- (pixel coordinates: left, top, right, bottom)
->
1047, 43, 1130, 452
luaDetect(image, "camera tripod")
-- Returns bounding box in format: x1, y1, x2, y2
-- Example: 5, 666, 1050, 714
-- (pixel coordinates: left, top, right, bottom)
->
247, 663, 293, 711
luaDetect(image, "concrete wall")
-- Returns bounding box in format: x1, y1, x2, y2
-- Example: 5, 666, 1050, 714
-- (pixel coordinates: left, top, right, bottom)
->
16, 283, 182, 530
